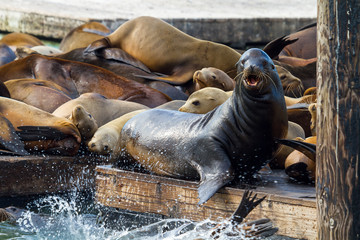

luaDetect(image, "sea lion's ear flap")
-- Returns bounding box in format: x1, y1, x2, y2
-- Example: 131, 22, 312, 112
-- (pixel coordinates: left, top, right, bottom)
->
83, 38, 111, 55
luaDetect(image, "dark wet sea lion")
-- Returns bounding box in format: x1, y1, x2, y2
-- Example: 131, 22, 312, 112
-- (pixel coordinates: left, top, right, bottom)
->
0, 54, 171, 107
119, 48, 288, 204
0, 43, 16, 66
4, 79, 73, 112
59, 21, 110, 52
85, 16, 241, 83
0, 97, 81, 155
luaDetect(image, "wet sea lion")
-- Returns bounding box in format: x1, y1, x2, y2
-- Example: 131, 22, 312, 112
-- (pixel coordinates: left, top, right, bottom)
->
0, 97, 81, 155
85, 16, 241, 83
119, 48, 288, 204
53, 93, 149, 127
192, 67, 235, 93
178, 87, 230, 114
0, 54, 171, 107
60, 22, 111, 53
4, 79, 73, 112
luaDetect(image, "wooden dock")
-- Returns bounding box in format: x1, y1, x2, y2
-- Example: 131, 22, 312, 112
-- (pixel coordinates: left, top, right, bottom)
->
95, 166, 316, 239
0, 155, 110, 197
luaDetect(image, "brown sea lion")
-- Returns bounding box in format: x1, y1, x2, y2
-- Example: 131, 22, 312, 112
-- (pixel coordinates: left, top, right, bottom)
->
178, 87, 230, 114
52, 93, 149, 127
119, 48, 288, 204
0, 32, 44, 50
56, 47, 189, 100
0, 54, 171, 107
192, 67, 235, 93
69, 105, 98, 141
287, 104, 312, 137
4, 79, 73, 112
279, 23, 316, 59
275, 65, 303, 97
84, 16, 241, 83
0, 97, 81, 155
309, 103, 317, 136
284, 136, 316, 182
15, 46, 62, 58
59, 21, 110, 53
284, 94, 316, 107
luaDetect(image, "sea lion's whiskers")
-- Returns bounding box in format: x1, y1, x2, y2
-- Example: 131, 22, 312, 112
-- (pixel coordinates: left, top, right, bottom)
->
234, 72, 244, 81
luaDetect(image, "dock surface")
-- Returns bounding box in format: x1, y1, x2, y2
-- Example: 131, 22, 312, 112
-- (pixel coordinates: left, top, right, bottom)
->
0, 0, 317, 47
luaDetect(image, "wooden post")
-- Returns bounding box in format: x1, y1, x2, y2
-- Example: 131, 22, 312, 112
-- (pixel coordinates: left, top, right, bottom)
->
317, 0, 360, 239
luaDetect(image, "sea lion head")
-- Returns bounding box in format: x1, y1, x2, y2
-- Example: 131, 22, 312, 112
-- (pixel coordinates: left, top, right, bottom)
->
69, 105, 98, 140
236, 48, 282, 96
275, 65, 304, 97
193, 67, 235, 91
88, 128, 118, 154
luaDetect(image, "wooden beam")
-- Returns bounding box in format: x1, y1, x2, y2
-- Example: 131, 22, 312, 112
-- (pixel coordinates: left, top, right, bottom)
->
95, 166, 317, 239
317, 0, 360, 239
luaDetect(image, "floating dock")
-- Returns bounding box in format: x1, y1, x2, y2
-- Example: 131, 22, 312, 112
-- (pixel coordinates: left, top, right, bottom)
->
95, 166, 316, 240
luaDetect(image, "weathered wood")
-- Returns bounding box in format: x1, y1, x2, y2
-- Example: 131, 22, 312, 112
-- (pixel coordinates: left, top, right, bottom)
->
95, 166, 317, 239
317, 0, 360, 239
0, 155, 110, 196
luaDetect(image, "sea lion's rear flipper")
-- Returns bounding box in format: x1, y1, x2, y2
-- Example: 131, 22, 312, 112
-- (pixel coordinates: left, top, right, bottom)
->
276, 138, 316, 161
0, 116, 29, 155
16, 126, 69, 141
231, 190, 266, 223
83, 38, 111, 55
191, 155, 233, 205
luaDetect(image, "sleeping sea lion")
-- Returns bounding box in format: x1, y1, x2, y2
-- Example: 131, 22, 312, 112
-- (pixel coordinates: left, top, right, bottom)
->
84, 16, 241, 83
69, 105, 98, 141
0, 54, 171, 107
119, 48, 288, 204
0, 97, 81, 155
4, 79, 73, 112
52, 93, 149, 127
0, 33, 44, 50
192, 67, 235, 93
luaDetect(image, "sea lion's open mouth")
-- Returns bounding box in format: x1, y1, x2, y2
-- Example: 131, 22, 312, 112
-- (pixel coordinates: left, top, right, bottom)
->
245, 74, 260, 87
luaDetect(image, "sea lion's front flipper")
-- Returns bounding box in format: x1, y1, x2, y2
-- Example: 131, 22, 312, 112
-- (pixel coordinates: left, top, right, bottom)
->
134, 70, 194, 86
16, 126, 69, 141
83, 38, 111, 55
191, 154, 233, 205
0, 116, 29, 155
276, 138, 316, 161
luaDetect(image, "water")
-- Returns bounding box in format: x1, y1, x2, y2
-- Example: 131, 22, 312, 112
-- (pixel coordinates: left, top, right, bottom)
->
0, 189, 261, 240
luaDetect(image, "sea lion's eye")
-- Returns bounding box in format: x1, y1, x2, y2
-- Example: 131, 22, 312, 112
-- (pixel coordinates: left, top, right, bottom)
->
280, 75, 286, 80
88, 114, 92, 118
212, 75, 216, 80
192, 100, 200, 106
241, 60, 245, 65
271, 64, 275, 69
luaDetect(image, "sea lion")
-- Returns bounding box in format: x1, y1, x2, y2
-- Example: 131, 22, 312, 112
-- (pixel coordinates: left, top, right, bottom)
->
119, 48, 288, 204
284, 136, 316, 182
0, 32, 44, 50
279, 23, 317, 59
85, 16, 241, 83
0, 115, 29, 155
60, 22, 111, 53
192, 67, 235, 93
309, 103, 317, 136
178, 87, 230, 114
53, 93, 149, 127
15, 46, 62, 58
275, 65, 304, 97
0, 97, 81, 155
4, 79, 73, 112
0, 54, 171, 107
88, 109, 147, 159
0, 43, 16, 66
284, 94, 316, 107
287, 104, 312, 137
69, 105, 98, 141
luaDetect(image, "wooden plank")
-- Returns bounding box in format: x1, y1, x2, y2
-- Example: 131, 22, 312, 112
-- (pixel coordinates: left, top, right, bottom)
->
95, 166, 317, 239
0, 155, 109, 196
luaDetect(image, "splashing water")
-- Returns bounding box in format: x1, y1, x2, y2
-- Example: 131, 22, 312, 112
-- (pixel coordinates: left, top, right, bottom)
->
0, 189, 260, 240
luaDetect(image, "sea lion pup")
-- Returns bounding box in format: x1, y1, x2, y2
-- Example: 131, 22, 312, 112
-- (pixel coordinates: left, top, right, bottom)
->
85, 16, 241, 82
178, 87, 230, 114
0, 97, 81, 155
4, 79, 73, 112
53, 93, 149, 127
60, 22, 111, 53
0, 54, 171, 108
119, 48, 288, 204
192, 67, 235, 93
